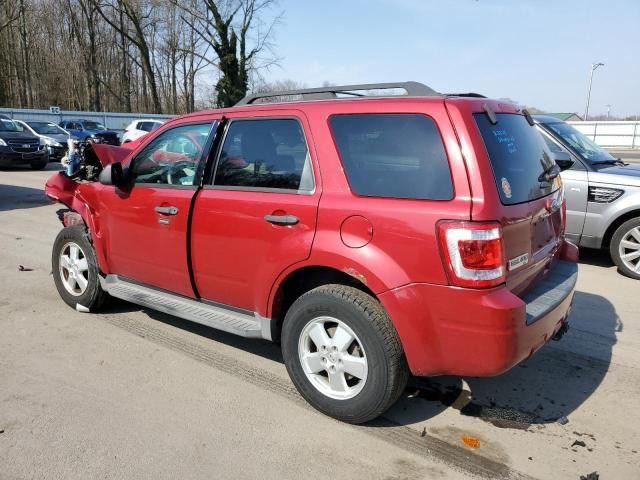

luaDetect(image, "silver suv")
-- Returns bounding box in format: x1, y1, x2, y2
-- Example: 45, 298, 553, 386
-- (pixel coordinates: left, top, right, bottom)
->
535, 115, 640, 279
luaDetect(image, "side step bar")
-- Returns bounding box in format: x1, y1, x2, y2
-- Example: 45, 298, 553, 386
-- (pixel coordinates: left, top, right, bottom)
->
100, 275, 271, 340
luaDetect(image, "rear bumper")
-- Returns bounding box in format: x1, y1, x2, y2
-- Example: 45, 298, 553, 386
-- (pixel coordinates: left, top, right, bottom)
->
379, 259, 578, 377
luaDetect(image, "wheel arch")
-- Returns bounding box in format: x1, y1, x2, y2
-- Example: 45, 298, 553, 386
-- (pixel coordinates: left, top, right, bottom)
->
268, 265, 379, 342
602, 208, 640, 248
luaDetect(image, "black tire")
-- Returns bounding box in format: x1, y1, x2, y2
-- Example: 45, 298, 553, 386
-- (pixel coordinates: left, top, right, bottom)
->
281, 284, 408, 424
610, 217, 640, 280
52, 225, 108, 310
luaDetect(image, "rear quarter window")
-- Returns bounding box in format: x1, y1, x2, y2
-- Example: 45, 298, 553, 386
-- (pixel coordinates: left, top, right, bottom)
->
475, 113, 559, 205
329, 114, 453, 200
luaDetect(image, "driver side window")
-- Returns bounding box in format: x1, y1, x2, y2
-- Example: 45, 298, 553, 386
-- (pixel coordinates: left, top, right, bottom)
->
129, 123, 213, 186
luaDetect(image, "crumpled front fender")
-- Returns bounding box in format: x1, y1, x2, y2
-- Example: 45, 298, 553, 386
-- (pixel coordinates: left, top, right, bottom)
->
44, 172, 109, 273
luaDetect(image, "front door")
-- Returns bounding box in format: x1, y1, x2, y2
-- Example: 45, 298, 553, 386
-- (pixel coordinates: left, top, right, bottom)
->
99, 121, 216, 297
540, 131, 589, 242
191, 114, 320, 312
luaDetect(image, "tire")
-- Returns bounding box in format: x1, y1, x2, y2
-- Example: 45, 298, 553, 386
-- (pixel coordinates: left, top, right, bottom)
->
281, 284, 408, 424
610, 217, 640, 280
52, 225, 108, 310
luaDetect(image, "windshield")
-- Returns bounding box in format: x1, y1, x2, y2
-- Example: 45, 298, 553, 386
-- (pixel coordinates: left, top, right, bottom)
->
545, 121, 616, 163
82, 121, 106, 130
0, 118, 19, 132
27, 122, 67, 135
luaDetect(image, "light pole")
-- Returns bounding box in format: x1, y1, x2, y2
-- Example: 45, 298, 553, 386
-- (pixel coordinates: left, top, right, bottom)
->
584, 62, 604, 121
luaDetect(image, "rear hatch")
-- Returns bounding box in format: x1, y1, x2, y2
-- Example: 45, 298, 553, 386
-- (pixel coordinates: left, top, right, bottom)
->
473, 110, 564, 296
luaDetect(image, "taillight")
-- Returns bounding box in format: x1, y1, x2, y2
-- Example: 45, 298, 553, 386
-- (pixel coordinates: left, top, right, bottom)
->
438, 221, 506, 288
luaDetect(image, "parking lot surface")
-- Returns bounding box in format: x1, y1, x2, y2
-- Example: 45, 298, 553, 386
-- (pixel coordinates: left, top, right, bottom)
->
1, 165, 639, 479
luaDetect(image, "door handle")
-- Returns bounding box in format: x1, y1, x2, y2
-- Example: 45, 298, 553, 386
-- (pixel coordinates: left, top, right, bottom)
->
264, 214, 299, 225
155, 205, 179, 215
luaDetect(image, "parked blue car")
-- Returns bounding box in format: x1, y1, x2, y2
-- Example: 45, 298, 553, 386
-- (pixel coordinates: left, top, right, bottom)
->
59, 119, 120, 146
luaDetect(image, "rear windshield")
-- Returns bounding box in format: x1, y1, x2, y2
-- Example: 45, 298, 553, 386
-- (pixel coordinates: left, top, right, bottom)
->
138, 121, 161, 132
329, 114, 453, 200
475, 113, 559, 205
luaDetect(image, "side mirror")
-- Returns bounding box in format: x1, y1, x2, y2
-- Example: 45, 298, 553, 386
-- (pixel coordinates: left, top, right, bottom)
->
98, 162, 126, 186
552, 151, 574, 171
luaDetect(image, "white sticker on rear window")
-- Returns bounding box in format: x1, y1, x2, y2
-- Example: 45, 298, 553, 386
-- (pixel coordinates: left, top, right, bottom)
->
501, 177, 512, 199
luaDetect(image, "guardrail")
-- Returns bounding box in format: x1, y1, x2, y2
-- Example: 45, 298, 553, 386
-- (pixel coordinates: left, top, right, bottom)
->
0, 107, 175, 133
568, 121, 640, 149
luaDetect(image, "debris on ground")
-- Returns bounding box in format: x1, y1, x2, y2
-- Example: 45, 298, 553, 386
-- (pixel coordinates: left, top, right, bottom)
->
420, 427, 426, 438
557, 415, 569, 425
572, 440, 587, 448
580, 472, 599, 480
461, 435, 480, 449
18, 265, 33, 272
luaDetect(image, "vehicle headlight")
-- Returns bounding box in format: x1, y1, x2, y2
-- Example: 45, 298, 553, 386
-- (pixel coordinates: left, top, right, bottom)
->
0, 138, 6, 147
588, 186, 624, 203
41, 137, 62, 147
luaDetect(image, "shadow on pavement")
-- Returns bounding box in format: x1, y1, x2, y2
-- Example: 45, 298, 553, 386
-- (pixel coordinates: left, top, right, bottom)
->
0, 184, 52, 212
100, 289, 617, 430
388, 290, 617, 429
578, 247, 615, 268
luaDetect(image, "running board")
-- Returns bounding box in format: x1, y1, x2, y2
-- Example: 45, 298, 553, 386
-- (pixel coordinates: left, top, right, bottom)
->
100, 275, 271, 340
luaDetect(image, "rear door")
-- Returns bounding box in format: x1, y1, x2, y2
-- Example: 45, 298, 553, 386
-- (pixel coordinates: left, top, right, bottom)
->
190, 111, 320, 312
98, 120, 216, 297
471, 110, 564, 295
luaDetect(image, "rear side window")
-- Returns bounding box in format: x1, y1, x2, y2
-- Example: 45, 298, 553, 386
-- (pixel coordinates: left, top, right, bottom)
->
138, 121, 158, 132
214, 118, 314, 192
329, 114, 453, 200
475, 113, 559, 205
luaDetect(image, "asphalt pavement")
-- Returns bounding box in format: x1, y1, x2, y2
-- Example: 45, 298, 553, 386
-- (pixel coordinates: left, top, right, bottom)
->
1, 164, 639, 479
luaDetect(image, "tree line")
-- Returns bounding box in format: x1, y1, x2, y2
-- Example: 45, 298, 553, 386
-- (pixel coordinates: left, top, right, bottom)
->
0, 0, 280, 114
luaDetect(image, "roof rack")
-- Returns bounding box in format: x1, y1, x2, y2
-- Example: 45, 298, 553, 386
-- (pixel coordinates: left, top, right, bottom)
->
445, 92, 487, 98
234, 81, 441, 106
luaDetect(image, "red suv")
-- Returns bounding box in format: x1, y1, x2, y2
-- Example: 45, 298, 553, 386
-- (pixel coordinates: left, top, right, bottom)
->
45, 82, 578, 424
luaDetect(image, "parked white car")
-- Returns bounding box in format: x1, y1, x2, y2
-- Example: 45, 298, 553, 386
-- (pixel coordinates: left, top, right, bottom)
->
121, 119, 164, 143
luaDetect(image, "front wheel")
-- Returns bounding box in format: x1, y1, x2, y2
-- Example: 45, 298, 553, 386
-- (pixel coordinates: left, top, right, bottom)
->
52, 225, 108, 310
610, 217, 640, 280
282, 285, 408, 424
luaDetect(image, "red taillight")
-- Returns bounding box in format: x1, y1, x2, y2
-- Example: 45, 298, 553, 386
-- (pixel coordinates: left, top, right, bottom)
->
438, 221, 506, 288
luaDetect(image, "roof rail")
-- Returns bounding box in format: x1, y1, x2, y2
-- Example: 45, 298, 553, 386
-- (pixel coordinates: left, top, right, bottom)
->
234, 81, 441, 106
445, 92, 487, 98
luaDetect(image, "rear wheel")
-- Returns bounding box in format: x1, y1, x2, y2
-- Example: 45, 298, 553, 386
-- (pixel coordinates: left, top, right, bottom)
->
282, 284, 408, 424
52, 225, 108, 310
610, 217, 640, 280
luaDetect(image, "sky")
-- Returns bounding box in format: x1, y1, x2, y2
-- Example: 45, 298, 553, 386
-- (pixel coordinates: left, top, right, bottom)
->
260, 0, 640, 117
